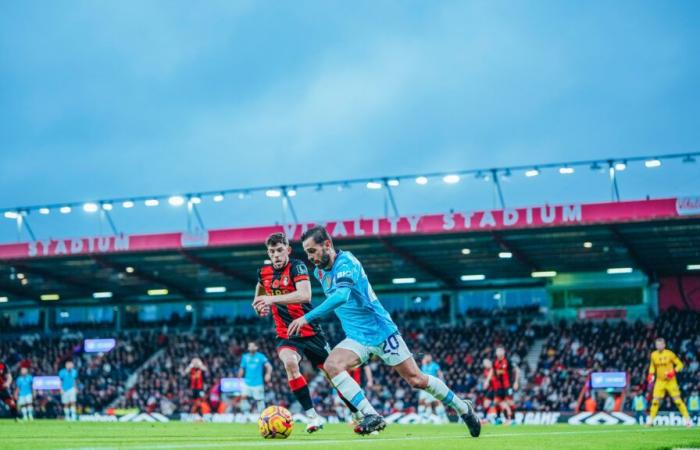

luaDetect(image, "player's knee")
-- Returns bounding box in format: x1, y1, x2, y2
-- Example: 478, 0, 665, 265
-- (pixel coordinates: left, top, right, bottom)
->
407, 374, 428, 389
282, 358, 299, 375
323, 359, 343, 377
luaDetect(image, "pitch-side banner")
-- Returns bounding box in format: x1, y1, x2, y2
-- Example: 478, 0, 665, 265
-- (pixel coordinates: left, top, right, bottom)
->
174, 411, 698, 426
0, 197, 698, 260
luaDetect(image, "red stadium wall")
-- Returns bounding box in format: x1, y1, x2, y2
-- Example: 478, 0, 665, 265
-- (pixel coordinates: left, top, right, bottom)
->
658, 276, 700, 311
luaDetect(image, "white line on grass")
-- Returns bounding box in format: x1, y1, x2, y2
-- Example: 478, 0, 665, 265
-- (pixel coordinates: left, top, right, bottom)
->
63, 427, 686, 450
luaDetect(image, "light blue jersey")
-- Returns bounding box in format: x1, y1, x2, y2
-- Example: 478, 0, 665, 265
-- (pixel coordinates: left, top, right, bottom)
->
58, 368, 78, 391
313, 250, 398, 346
422, 361, 441, 378
241, 352, 268, 387
17, 374, 33, 396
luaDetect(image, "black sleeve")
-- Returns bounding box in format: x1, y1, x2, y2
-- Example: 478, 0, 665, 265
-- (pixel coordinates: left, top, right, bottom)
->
291, 260, 310, 282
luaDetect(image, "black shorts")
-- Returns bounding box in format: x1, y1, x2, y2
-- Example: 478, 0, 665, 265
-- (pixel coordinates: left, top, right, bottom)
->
0, 388, 11, 401
488, 388, 512, 401
192, 388, 204, 399
276, 334, 332, 369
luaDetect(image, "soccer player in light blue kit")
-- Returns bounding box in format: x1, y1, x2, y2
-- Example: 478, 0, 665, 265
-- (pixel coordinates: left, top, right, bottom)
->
16, 366, 34, 420
419, 354, 447, 421
238, 342, 272, 413
58, 360, 78, 421
288, 226, 480, 437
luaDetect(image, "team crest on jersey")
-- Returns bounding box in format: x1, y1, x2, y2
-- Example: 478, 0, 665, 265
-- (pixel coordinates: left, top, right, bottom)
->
324, 275, 332, 290
282, 276, 289, 286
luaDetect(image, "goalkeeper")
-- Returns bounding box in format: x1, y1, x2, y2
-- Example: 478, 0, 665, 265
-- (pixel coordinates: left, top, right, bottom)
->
646, 337, 691, 427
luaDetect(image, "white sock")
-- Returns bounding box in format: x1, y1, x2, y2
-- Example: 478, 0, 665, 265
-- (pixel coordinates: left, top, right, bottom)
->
306, 408, 319, 419
64, 407, 70, 419
28, 406, 34, 420
424, 375, 469, 415
436, 403, 446, 418
71, 406, 77, 421
256, 400, 265, 412
331, 372, 378, 416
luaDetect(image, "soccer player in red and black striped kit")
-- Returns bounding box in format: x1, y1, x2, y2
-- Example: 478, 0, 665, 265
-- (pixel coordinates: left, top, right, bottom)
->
484, 347, 520, 424
0, 360, 19, 420
252, 233, 362, 433
183, 358, 208, 413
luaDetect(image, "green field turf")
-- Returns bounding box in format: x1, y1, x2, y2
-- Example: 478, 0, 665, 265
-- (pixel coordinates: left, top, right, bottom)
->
0, 421, 698, 450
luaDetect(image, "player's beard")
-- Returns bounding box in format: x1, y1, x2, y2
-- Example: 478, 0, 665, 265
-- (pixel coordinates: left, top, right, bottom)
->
319, 248, 332, 269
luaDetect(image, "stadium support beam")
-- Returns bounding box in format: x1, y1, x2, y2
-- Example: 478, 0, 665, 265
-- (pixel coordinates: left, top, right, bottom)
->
491, 169, 506, 209
179, 251, 257, 286
44, 307, 55, 333
490, 232, 537, 272
608, 226, 654, 280
378, 238, 458, 289
384, 181, 400, 218
92, 256, 197, 300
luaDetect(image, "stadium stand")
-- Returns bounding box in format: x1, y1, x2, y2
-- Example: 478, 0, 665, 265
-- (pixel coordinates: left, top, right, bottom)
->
1, 308, 698, 418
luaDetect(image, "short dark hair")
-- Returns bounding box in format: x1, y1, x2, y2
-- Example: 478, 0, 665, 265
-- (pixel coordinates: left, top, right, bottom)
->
265, 232, 289, 247
301, 226, 332, 245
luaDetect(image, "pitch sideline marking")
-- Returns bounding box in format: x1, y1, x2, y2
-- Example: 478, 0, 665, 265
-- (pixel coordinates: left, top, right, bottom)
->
62, 427, 691, 450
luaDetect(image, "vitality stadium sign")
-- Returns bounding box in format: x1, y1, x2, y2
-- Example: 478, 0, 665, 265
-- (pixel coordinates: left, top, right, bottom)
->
0, 197, 697, 260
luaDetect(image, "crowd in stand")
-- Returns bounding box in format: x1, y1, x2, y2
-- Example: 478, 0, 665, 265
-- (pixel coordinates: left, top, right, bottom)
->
531, 309, 700, 413
0, 331, 161, 418
1, 309, 698, 419
112, 314, 538, 418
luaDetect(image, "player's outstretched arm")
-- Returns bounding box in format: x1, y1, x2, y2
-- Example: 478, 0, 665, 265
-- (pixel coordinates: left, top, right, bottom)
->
304, 287, 351, 322
287, 287, 351, 335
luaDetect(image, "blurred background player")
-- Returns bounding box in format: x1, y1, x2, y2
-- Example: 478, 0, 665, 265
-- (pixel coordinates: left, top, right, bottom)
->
631, 388, 648, 425
418, 354, 447, 421
183, 357, 208, 414
15, 364, 33, 421
0, 359, 19, 420
491, 346, 520, 424
688, 389, 699, 418
238, 341, 272, 414
482, 358, 499, 422
252, 232, 362, 432
58, 360, 78, 421
646, 337, 691, 427
289, 226, 481, 437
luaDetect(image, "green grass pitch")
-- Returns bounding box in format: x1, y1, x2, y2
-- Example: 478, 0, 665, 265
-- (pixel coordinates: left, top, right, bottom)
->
1, 421, 698, 450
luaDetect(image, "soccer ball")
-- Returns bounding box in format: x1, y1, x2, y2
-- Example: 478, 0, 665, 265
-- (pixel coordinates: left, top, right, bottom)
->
258, 406, 294, 439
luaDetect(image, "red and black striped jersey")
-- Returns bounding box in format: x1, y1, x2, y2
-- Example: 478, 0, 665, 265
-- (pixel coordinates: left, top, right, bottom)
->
190, 368, 204, 390
0, 361, 7, 385
493, 357, 513, 389
257, 258, 320, 339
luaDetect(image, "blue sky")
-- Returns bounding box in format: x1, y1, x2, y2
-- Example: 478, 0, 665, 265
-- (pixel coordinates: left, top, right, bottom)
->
1, 0, 698, 241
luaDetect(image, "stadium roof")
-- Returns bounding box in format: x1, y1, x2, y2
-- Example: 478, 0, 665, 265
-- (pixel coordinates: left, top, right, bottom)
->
0, 197, 699, 308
